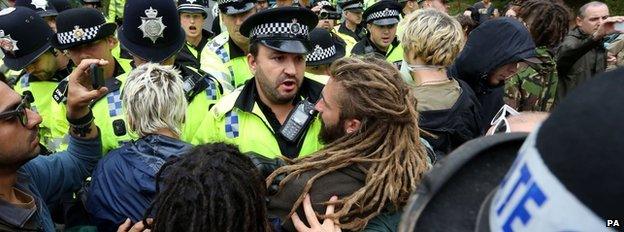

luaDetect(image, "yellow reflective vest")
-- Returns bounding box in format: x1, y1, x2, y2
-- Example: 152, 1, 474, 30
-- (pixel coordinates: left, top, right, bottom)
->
190, 77, 325, 159
14, 72, 70, 152
351, 37, 404, 69
178, 65, 229, 142
75, 58, 134, 153
107, 0, 125, 23
200, 32, 252, 89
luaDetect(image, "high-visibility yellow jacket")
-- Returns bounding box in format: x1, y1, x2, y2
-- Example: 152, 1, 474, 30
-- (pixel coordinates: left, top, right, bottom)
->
190, 77, 325, 159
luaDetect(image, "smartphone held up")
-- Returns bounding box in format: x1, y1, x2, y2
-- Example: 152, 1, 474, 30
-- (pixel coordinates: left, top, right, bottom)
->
90, 63, 105, 90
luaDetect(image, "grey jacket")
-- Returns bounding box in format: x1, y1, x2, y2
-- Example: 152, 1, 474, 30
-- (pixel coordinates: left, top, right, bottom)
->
556, 27, 607, 102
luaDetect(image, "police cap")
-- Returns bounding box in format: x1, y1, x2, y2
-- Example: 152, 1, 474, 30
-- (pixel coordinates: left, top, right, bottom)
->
363, 0, 401, 26
307, 28, 345, 66
217, 0, 255, 15
339, 0, 363, 12
15, 0, 58, 17
51, 8, 117, 50
177, 0, 209, 18
0, 7, 54, 70
240, 6, 318, 54
118, 0, 186, 63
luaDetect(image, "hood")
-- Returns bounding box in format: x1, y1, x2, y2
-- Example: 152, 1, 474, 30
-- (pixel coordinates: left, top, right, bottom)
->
449, 18, 536, 93
122, 135, 192, 176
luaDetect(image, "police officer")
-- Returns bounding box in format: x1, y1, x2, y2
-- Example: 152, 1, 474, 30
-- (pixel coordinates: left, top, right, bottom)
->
175, 0, 214, 70
15, 0, 59, 32
192, 6, 325, 159
312, 1, 355, 57
306, 27, 345, 83
120, 0, 227, 146
49, 7, 133, 153
351, 0, 403, 68
201, 0, 256, 89
0, 7, 71, 153
335, 0, 366, 42
107, 0, 124, 25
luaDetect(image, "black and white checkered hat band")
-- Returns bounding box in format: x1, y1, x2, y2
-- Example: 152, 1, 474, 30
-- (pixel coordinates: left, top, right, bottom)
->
307, 45, 336, 62
178, 4, 207, 11
344, 3, 363, 10
56, 25, 101, 45
250, 22, 309, 38
367, 9, 400, 22
218, 0, 238, 5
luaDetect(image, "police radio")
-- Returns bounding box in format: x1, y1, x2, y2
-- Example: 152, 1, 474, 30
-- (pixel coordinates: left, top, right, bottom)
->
279, 100, 317, 143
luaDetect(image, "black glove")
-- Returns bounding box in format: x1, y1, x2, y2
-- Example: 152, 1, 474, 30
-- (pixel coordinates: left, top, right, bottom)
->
245, 152, 286, 196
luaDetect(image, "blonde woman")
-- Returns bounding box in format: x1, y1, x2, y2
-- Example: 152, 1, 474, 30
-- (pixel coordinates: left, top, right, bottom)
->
401, 9, 482, 156
86, 63, 192, 230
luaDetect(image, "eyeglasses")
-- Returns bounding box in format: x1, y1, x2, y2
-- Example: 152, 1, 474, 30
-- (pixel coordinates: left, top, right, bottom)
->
0, 96, 32, 127
488, 104, 519, 135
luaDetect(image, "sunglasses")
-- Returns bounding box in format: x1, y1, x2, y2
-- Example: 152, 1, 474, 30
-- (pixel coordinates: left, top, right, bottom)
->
488, 104, 519, 135
0, 96, 32, 127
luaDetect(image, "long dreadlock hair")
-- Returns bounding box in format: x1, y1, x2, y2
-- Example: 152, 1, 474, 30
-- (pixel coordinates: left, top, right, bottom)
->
266, 56, 430, 230
518, 0, 570, 48
143, 143, 271, 232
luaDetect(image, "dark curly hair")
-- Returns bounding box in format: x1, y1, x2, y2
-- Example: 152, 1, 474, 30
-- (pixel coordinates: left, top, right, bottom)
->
143, 143, 271, 232
518, 0, 571, 48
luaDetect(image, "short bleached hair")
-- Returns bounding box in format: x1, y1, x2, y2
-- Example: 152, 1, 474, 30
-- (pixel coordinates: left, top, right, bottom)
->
401, 9, 464, 67
122, 63, 187, 137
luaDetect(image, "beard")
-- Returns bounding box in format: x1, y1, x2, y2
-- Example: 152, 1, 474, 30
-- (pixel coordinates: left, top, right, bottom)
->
319, 117, 347, 144
255, 67, 299, 105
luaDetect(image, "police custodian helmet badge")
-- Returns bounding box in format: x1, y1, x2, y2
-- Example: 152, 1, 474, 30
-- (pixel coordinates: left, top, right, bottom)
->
0, 30, 19, 55
138, 7, 167, 43
31, 0, 49, 10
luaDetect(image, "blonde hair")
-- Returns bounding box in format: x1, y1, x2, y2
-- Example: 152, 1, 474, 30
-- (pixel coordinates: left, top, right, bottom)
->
401, 9, 464, 67
122, 63, 187, 137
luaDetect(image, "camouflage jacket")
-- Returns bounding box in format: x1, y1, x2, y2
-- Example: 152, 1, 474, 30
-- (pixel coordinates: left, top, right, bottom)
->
504, 47, 558, 112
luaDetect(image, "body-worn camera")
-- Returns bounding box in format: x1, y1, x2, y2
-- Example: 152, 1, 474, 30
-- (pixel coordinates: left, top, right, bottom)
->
319, 9, 341, 20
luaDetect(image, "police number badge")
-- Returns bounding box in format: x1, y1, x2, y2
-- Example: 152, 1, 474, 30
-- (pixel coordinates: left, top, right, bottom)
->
138, 7, 167, 43
289, 19, 302, 35
0, 30, 19, 55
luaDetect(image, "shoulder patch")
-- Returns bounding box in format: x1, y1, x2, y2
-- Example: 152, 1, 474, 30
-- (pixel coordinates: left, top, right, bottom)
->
212, 87, 243, 117
207, 32, 229, 52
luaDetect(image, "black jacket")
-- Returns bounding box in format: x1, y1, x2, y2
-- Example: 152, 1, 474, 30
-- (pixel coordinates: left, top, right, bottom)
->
419, 79, 483, 157
174, 29, 213, 70
448, 18, 535, 129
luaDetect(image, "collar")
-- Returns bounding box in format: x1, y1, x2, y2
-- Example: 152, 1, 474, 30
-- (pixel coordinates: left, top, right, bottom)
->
363, 35, 399, 57
0, 182, 38, 229
111, 58, 125, 79
228, 38, 247, 59
338, 23, 361, 40
234, 77, 324, 113
186, 29, 213, 50
129, 134, 192, 161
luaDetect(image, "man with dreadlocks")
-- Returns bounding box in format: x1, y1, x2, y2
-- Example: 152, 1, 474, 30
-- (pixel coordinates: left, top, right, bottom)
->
504, 0, 570, 112
266, 56, 433, 231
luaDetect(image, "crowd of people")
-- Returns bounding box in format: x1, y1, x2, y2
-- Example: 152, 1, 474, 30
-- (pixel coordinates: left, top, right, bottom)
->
0, 0, 624, 231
